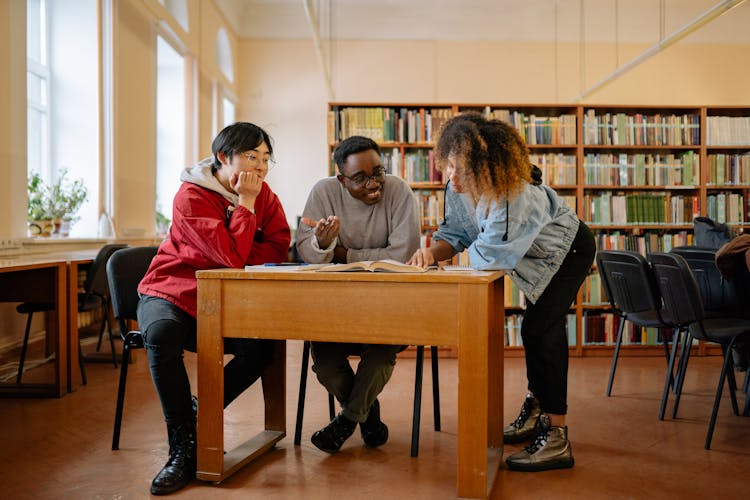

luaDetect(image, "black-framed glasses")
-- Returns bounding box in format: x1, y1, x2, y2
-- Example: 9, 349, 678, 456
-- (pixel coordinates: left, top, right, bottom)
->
338, 168, 386, 187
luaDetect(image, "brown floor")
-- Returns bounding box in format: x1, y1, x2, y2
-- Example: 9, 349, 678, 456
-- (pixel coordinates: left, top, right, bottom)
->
0, 341, 748, 499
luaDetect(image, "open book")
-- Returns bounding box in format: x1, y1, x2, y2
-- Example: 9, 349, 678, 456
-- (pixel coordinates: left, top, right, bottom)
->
316, 259, 427, 273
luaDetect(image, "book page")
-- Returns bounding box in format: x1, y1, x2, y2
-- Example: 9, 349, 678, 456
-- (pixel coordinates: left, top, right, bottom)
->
317, 259, 427, 273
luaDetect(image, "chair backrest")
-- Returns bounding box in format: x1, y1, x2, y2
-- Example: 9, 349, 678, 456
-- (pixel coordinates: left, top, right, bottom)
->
649, 252, 706, 330
670, 246, 739, 315
596, 250, 664, 318
106, 246, 158, 330
83, 244, 128, 300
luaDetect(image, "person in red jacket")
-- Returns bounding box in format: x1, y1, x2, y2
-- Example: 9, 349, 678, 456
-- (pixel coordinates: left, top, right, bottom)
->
137, 122, 291, 495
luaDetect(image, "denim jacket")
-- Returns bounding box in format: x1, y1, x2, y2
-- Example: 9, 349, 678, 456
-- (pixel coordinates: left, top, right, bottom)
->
433, 182, 579, 303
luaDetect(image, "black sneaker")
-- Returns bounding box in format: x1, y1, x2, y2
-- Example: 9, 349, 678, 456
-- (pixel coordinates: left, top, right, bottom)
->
503, 393, 541, 444
360, 399, 389, 448
505, 414, 574, 472
311, 413, 357, 453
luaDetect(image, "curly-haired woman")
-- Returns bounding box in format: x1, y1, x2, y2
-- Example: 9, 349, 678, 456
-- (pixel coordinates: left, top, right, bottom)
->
409, 112, 595, 472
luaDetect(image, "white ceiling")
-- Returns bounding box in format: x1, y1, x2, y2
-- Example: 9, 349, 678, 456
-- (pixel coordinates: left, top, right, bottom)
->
214, 0, 750, 44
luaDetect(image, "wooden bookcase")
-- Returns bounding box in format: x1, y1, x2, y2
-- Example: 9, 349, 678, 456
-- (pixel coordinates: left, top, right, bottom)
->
327, 102, 750, 358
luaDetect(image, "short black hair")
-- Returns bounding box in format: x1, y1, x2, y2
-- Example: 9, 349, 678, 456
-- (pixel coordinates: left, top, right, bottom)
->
211, 122, 274, 172
333, 136, 380, 172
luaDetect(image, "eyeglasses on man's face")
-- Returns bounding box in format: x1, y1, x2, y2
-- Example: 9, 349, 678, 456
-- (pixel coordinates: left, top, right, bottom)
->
339, 167, 386, 187
240, 151, 275, 171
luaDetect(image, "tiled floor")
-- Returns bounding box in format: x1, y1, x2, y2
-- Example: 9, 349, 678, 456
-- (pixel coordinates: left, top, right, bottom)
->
0, 341, 748, 499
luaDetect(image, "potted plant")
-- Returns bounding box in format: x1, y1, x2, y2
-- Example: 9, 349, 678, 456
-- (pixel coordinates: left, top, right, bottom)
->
27, 169, 89, 237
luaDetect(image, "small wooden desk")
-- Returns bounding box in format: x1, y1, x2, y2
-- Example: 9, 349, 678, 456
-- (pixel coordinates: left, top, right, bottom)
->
196, 268, 504, 499
0, 249, 99, 396
0, 256, 68, 397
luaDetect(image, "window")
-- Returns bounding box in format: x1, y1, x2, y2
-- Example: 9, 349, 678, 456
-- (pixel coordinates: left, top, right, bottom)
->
26, 0, 49, 180
27, 0, 99, 237
222, 93, 236, 128
155, 35, 186, 233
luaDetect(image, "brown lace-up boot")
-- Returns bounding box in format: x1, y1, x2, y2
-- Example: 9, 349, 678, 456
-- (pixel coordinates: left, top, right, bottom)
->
505, 413, 574, 472
503, 392, 541, 444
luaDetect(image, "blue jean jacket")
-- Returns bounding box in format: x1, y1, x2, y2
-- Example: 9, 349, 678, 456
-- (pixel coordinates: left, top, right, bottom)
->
433, 182, 579, 304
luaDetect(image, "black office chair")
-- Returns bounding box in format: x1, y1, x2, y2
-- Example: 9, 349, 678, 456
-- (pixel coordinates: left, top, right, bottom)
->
595, 250, 677, 401
294, 342, 441, 457
107, 246, 158, 450
15, 243, 126, 385
668, 246, 740, 419
79, 244, 128, 373
650, 252, 750, 449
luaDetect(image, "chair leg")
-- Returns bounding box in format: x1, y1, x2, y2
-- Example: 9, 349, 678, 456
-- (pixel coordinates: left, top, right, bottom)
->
16, 313, 34, 384
112, 343, 131, 450
606, 317, 626, 396
659, 328, 682, 421
672, 332, 693, 419
105, 303, 118, 368
294, 341, 311, 446
723, 345, 740, 416
328, 394, 335, 420
411, 345, 425, 458
705, 339, 735, 450
430, 345, 441, 432
78, 341, 87, 386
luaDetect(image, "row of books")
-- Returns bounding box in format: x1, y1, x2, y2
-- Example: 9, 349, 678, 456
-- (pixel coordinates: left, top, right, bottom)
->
593, 230, 693, 254
583, 152, 699, 187
705, 116, 750, 146
707, 152, 750, 185
582, 312, 672, 346
583, 193, 698, 225
328, 107, 454, 144
478, 107, 577, 145
580, 272, 605, 305
530, 153, 577, 185
582, 110, 701, 146
505, 313, 577, 347
413, 189, 444, 227
379, 148, 443, 183
705, 193, 745, 224
504, 275, 526, 308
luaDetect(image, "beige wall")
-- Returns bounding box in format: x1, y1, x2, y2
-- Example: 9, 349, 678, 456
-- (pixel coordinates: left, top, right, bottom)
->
237, 37, 750, 224
0, 0, 29, 241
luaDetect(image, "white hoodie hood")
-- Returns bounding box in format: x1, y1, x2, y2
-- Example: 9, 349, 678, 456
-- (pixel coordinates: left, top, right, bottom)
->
180, 156, 239, 206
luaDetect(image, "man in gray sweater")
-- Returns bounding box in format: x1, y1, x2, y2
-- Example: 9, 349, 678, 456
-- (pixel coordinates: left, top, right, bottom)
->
296, 135, 420, 453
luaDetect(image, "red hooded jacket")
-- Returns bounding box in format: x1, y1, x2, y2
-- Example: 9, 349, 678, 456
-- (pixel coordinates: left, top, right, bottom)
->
138, 180, 291, 317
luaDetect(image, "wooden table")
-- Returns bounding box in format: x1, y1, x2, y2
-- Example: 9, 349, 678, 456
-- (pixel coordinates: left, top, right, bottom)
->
0, 256, 68, 397
0, 249, 99, 396
196, 267, 505, 499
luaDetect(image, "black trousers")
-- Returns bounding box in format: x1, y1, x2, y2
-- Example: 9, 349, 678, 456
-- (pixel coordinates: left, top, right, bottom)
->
520, 221, 596, 415
137, 295, 274, 427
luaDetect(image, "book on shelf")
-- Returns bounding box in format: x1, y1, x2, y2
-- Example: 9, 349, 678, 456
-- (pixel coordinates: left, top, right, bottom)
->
316, 259, 427, 273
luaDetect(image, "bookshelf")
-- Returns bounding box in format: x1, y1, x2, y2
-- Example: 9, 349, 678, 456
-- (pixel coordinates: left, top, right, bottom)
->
327, 103, 750, 358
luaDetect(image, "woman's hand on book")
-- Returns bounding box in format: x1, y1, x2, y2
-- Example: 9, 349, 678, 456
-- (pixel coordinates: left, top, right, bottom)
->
408, 247, 435, 268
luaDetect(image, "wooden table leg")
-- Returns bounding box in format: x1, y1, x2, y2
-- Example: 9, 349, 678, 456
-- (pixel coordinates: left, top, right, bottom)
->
197, 279, 225, 482
457, 282, 493, 499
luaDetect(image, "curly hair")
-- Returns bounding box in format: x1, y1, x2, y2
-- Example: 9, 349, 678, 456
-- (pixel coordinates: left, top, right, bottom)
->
434, 112, 531, 203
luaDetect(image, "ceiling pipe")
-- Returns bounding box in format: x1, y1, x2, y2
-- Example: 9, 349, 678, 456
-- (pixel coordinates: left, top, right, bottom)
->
303, 0, 335, 100
572, 0, 746, 102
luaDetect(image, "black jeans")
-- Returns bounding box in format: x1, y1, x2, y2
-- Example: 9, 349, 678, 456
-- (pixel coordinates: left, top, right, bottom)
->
137, 295, 274, 427
520, 221, 596, 415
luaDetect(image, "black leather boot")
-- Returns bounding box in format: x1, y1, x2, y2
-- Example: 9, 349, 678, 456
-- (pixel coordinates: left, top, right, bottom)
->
360, 399, 389, 447
150, 421, 197, 495
311, 412, 357, 453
